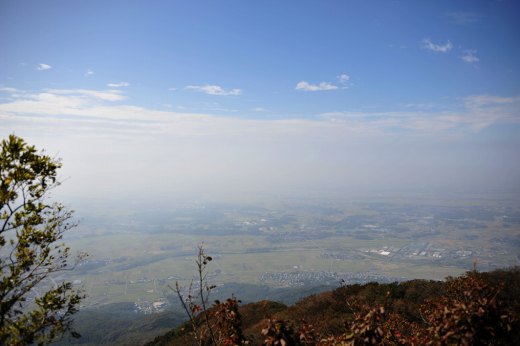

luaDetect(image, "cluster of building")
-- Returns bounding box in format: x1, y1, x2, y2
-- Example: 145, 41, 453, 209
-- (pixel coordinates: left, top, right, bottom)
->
259, 270, 404, 287
134, 298, 168, 314
360, 242, 478, 261
259, 270, 338, 286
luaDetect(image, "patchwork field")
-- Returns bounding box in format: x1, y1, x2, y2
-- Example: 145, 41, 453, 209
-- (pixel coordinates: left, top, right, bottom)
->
58, 195, 520, 308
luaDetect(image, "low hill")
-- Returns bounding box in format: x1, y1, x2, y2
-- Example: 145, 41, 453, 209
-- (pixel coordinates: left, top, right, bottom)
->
146, 267, 520, 345
51, 283, 335, 346
51, 303, 186, 346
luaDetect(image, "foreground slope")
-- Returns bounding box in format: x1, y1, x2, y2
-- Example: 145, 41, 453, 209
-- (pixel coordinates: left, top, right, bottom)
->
147, 267, 520, 345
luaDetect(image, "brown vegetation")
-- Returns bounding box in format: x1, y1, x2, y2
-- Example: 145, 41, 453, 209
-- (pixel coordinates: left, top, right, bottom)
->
147, 260, 520, 346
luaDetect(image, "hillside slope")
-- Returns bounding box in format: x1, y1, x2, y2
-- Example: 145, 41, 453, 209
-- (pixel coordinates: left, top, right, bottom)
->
146, 267, 520, 345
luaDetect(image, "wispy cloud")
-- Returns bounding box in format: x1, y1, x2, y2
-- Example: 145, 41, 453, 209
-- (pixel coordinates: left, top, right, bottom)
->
186, 84, 242, 96
46, 89, 126, 102
461, 95, 520, 131
463, 94, 520, 109
295, 81, 338, 92
321, 95, 520, 133
0, 86, 21, 94
389, 44, 407, 49
0, 86, 25, 99
85, 69, 94, 77
37, 63, 52, 70
337, 74, 350, 87
1, 87, 518, 138
446, 12, 482, 25
422, 39, 453, 53
461, 50, 479, 63
107, 82, 130, 88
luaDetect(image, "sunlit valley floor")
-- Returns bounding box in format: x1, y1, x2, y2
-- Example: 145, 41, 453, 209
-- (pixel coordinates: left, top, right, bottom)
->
55, 193, 520, 310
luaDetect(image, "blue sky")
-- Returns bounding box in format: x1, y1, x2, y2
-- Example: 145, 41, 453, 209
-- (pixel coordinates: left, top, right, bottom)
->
1, 0, 519, 201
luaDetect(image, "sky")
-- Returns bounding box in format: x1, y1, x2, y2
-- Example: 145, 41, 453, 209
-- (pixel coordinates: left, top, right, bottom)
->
0, 0, 519, 203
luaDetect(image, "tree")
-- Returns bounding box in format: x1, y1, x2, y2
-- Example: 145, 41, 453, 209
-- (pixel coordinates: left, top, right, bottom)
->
173, 244, 248, 345
0, 134, 86, 345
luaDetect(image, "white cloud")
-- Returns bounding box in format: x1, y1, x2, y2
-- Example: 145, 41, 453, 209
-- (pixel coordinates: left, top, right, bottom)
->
45, 89, 126, 102
461, 50, 479, 63
422, 39, 453, 53
295, 81, 338, 92
296, 74, 351, 91
0, 86, 25, 99
37, 63, 52, 70
1, 87, 517, 139
321, 94, 520, 133
107, 82, 130, 88
185, 85, 242, 96
463, 95, 520, 109
250, 107, 266, 112
338, 73, 350, 88
85, 69, 94, 77
337, 74, 350, 85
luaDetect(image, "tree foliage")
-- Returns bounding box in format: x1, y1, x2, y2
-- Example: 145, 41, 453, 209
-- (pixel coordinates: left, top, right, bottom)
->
0, 134, 85, 345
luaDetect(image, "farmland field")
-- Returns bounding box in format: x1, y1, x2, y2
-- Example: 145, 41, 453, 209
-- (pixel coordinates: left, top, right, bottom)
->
56, 193, 520, 308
